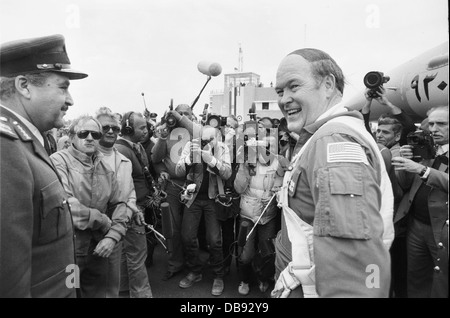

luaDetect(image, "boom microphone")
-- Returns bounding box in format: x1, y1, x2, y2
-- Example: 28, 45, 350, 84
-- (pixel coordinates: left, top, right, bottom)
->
237, 220, 251, 247
197, 61, 222, 77
160, 202, 173, 239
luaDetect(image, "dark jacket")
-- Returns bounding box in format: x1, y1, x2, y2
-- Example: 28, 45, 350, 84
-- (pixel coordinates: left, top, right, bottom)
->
0, 105, 76, 298
115, 138, 150, 206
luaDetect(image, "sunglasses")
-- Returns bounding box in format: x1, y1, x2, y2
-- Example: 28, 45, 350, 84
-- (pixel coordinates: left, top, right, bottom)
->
76, 130, 102, 140
102, 125, 121, 133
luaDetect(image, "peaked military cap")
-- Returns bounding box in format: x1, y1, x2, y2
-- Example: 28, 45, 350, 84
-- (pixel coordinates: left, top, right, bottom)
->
0, 34, 88, 80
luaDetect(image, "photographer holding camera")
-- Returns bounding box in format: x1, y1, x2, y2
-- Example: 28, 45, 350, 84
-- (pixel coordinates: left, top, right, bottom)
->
392, 105, 448, 298
151, 103, 201, 281
361, 83, 421, 298
234, 129, 288, 296
362, 84, 416, 145
175, 125, 232, 296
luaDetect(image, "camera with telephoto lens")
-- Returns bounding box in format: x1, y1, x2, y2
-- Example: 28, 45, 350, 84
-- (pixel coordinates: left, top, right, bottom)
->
407, 130, 436, 162
206, 114, 227, 129
162, 99, 178, 129
364, 71, 390, 99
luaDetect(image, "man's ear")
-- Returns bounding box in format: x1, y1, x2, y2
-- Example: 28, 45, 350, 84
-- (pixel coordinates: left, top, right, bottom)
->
323, 74, 336, 97
15, 76, 32, 99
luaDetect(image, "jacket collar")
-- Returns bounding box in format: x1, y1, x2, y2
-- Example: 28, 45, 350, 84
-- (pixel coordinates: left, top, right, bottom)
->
1, 105, 55, 169
294, 105, 362, 154
68, 145, 103, 164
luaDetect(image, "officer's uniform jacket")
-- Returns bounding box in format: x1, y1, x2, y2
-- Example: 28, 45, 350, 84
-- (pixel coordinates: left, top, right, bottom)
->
0, 105, 76, 297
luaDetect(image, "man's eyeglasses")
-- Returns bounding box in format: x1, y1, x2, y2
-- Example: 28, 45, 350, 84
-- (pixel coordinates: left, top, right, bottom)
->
102, 125, 121, 133
76, 130, 102, 140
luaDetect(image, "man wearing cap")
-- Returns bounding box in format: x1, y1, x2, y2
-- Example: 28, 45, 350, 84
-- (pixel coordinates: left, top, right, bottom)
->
0, 34, 87, 297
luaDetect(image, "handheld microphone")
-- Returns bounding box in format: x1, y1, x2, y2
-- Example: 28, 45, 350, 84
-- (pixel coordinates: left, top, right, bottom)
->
197, 61, 222, 77
160, 202, 173, 240
237, 220, 251, 247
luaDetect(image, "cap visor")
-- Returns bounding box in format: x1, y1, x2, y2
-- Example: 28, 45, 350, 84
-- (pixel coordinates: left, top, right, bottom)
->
54, 69, 88, 80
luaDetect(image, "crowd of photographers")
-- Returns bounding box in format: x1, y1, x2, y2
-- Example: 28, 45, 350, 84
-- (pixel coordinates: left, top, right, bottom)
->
42, 87, 447, 298
45, 103, 298, 297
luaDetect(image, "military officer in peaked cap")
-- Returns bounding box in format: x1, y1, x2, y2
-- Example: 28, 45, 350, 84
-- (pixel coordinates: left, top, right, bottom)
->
0, 34, 88, 297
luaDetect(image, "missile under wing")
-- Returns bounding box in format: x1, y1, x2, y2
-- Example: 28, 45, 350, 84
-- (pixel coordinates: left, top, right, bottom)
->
346, 41, 449, 122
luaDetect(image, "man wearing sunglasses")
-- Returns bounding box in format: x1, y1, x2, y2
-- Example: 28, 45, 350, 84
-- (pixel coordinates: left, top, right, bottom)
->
0, 34, 87, 297
50, 115, 128, 298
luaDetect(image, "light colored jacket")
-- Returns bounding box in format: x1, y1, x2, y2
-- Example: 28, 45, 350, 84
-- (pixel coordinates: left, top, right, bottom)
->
51, 146, 127, 255
111, 147, 139, 219
234, 155, 286, 224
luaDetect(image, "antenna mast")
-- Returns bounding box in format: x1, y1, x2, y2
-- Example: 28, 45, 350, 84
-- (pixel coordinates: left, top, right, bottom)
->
238, 43, 243, 72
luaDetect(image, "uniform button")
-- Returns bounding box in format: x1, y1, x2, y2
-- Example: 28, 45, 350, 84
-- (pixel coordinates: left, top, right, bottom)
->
350, 194, 354, 198
437, 258, 440, 262
288, 166, 293, 171
63, 200, 67, 204
434, 266, 440, 273
438, 242, 444, 248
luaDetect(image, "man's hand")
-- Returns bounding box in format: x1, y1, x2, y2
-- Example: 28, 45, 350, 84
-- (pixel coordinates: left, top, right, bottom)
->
157, 123, 170, 139
93, 237, 116, 258
201, 144, 215, 165
398, 145, 414, 160
143, 108, 151, 120
375, 87, 392, 106
364, 87, 374, 101
133, 210, 145, 226
159, 171, 170, 182
392, 156, 425, 174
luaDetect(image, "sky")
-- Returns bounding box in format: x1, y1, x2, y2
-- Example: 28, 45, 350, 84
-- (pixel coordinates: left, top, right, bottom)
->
0, 0, 448, 121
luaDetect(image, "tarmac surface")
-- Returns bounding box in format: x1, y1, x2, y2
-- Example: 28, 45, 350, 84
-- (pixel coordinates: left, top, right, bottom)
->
120, 241, 274, 299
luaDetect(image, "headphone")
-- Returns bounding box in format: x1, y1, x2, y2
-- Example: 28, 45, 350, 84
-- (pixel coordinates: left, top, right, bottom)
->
121, 111, 135, 135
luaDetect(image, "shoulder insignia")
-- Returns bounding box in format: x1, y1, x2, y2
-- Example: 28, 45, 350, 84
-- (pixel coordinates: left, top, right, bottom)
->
0, 119, 19, 139
12, 121, 33, 141
327, 142, 368, 165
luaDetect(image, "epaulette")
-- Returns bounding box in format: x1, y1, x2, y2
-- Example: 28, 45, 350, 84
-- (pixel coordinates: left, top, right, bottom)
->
0, 116, 19, 140
11, 120, 33, 141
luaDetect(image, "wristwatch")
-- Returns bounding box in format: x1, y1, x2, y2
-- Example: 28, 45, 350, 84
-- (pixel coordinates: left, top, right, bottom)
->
419, 166, 427, 177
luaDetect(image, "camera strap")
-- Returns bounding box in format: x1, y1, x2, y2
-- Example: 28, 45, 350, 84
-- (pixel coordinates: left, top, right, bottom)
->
215, 176, 233, 207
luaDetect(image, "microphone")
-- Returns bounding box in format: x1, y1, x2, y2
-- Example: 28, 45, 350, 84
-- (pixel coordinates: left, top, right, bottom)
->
237, 220, 251, 247
160, 202, 173, 240
197, 61, 222, 77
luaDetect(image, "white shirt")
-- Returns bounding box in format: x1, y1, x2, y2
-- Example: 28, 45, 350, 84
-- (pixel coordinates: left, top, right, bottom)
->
436, 143, 449, 156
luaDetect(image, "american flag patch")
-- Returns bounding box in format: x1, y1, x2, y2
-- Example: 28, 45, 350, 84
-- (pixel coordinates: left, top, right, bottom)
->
327, 142, 368, 164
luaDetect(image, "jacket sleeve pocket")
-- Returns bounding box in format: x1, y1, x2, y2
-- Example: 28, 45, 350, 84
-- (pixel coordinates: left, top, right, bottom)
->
314, 165, 370, 240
